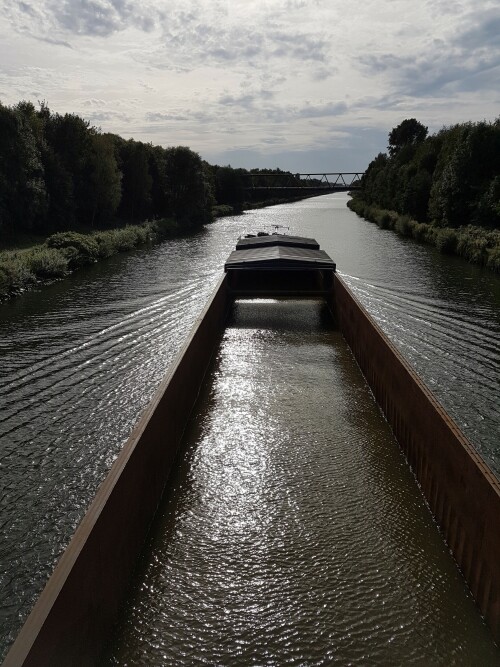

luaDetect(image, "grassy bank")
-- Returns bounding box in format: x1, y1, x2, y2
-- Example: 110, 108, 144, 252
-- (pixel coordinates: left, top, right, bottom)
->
0, 218, 180, 301
2, 193, 318, 301
348, 197, 500, 273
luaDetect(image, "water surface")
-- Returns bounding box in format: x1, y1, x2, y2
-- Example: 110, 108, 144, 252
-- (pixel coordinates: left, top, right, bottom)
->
1, 193, 499, 657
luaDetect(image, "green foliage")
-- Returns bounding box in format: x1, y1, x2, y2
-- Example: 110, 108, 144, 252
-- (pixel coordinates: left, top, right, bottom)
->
357, 117, 500, 232
212, 204, 236, 218
394, 215, 414, 237
348, 198, 500, 272
0, 219, 184, 300
0, 100, 222, 238
411, 222, 434, 243
0, 256, 35, 298
0, 102, 47, 234
455, 227, 490, 265
388, 119, 428, 157
214, 166, 245, 212
88, 134, 122, 225
435, 228, 459, 254
486, 245, 500, 272
163, 146, 213, 227
117, 139, 152, 222
46, 231, 99, 268
25, 247, 69, 277
148, 218, 180, 241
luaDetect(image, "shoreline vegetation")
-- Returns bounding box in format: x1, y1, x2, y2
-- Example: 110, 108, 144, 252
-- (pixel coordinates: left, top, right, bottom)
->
0, 98, 321, 301
0, 195, 307, 301
349, 117, 500, 273
0, 219, 177, 300
347, 198, 500, 272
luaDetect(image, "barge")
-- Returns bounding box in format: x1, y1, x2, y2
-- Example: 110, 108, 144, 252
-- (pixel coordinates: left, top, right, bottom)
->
4, 234, 500, 665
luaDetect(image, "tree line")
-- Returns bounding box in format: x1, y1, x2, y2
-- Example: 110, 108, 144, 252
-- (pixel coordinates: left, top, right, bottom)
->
0, 100, 298, 239
358, 117, 500, 229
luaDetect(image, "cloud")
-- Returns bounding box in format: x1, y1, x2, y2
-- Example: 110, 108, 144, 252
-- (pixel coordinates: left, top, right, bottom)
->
54, 0, 133, 37
267, 30, 327, 63
85, 109, 131, 123
296, 101, 348, 119
1, 0, 498, 173
145, 111, 190, 122
4, 0, 158, 39
357, 7, 500, 97
5, 0, 331, 74
219, 93, 259, 109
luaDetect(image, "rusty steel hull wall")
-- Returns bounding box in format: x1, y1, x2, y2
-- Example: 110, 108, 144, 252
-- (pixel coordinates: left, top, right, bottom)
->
333, 274, 500, 642
3, 275, 230, 667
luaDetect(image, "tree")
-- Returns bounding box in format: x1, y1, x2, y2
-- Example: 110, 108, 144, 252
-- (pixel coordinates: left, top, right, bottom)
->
88, 134, 122, 226
0, 102, 47, 234
388, 119, 428, 157
214, 165, 245, 211
44, 111, 96, 225
164, 146, 213, 228
118, 140, 152, 221
148, 145, 170, 218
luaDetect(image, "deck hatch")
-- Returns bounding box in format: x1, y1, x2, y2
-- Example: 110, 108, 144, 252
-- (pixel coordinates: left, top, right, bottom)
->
225, 245, 336, 271
235, 234, 320, 251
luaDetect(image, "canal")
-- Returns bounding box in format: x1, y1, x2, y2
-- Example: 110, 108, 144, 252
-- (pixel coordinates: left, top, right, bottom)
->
1, 193, 499, 660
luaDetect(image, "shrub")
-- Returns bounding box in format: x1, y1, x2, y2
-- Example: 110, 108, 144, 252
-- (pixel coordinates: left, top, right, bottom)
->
94, 231, 119, 258
412, 222, 432, 242
212, 204, 235, 218
435, 229, 458, 254
377, 211, 393, 229
150, 218, 180, 241
0, 258, 34, 298
113, 226, 142, 251
456, 228, 489, 265
46, 232, 99, 269
26, 247, 69, 278
486, 246, 500, 272
395, 215, 415, 237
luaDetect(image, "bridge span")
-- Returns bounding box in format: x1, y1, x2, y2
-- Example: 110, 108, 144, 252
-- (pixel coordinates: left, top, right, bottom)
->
242, 172, 364, 193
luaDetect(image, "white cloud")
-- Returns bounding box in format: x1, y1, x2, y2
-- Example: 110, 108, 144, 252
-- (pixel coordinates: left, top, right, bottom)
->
0, 0, 498, 170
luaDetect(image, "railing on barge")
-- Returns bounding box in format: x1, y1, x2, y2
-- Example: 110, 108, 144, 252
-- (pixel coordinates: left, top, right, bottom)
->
4, 235, 500, 666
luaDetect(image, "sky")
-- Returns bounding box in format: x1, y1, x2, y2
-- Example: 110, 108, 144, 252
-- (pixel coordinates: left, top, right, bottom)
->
0, 0, 498, 173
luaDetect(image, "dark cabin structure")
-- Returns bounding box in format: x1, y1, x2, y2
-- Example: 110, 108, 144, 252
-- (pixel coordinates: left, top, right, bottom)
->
225, 234, 336, 295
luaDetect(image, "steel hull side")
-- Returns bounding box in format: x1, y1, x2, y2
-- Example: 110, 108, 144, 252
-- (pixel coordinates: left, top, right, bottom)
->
3, 275, 231, 667
333, 273, 500, 643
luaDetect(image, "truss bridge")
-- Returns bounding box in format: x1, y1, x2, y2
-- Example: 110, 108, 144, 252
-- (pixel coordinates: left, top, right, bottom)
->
242, 172, 364, 193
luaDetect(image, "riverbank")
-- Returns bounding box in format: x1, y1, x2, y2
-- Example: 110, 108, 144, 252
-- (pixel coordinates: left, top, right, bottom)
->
0, 218, 181, 301
1, 195, 313, 301
348, 197, 500, 273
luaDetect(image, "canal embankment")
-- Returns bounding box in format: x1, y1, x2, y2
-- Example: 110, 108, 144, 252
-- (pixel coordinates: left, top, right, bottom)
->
0, 196, 311, 302
0, 218, 181, 301
348, 197, 500, 273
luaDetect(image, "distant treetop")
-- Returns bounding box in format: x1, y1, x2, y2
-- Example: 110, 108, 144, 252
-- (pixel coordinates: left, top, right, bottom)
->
388, 118, 428, 157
